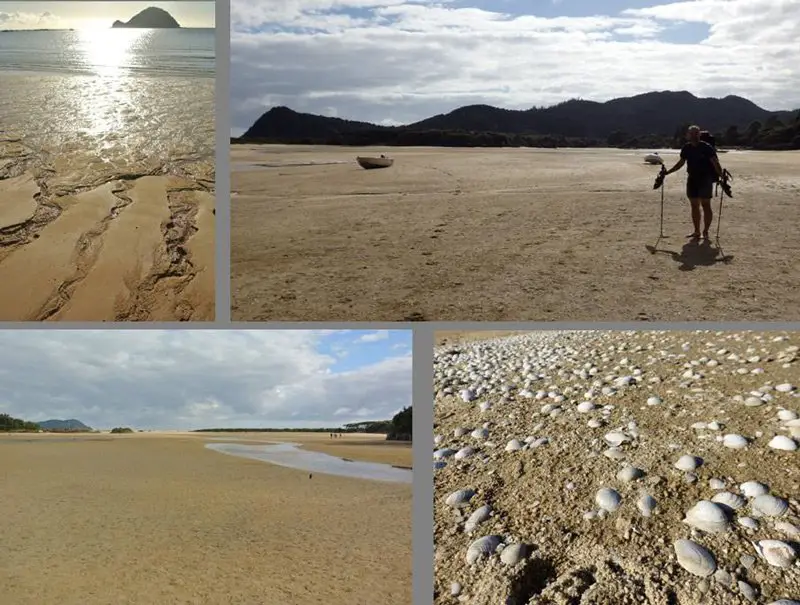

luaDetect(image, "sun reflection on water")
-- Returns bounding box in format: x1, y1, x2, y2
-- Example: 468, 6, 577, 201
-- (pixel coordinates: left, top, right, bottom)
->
76, 29, 150, 77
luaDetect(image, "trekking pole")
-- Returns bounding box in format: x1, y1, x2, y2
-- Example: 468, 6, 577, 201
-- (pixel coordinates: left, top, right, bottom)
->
651, 165, 667, 252
715, 169, 732, 260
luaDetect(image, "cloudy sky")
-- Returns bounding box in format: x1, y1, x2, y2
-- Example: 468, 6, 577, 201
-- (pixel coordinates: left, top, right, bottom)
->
0, 1, 214, 30
230, 0, 800, 135
0, 330, 412, 431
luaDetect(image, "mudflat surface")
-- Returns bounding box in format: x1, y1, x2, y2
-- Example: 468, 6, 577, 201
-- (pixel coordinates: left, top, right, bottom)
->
0, 433, 411, 605
231, 145, 800, 321
433, 330, 799, 604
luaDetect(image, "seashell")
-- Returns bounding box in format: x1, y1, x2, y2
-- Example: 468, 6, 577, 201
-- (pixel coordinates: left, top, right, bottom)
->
454, 427, 469, 437
577, 401, 596, 413
434, 460, 447, 470
455, 446, 476, 460
776, 383, 796, 393
674, 539, 716, 577
460, 389, 477, 402
465, 535, 502, 564
768, 435, 798, 451
751, 494, 788, 517
744, 396, 764, 407
647, 396, 662, 406
778, 409, 799, 421
434, 448, 456, 459
767, 601, 800, 605
479, 401, 492, 412
450, 582, 462, 597
738, 581, 758, 602
604, 447, 625, 460
637, 493, 657, 517
588, 419, 604, 428
595, 487, 622, 513
465, 504, 492, 532
754, 539, 797, 568
500, 543, 528, 565
683, 500, 731, 533
617, 465, 645, 482
505, 439, 523, 452
445, 489, 475, 508
738, 516, 759, 530
707, 421, 722, 431
740, 481, 769, 498
691, 422, 708, 430
774, 521, 800, 538
713, 568, 732, 587
709, 478, 726, 490
529, 437, 549, 448
675, 455, 703, 472
434, 435, 443, 446
723, 434, 748, 449
711, 492, 746, 511
471, 428, 488, 440
604, 432, 628, 447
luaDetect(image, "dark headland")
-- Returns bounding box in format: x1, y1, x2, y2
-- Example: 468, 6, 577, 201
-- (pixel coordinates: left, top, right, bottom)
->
236, 91, 800, 150
112, 7, 180, 29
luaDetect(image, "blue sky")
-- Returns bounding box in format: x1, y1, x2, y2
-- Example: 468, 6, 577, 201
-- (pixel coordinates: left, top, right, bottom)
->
0, 2, 215, 29
0, 330, 412, 430
230, 0, 800, 135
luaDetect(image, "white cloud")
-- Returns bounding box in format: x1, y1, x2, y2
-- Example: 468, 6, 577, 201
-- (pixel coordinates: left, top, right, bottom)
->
0, 11, 63, 29
0, 330, 411, 430
230, 0, 800, 135
359, 330, 390, 342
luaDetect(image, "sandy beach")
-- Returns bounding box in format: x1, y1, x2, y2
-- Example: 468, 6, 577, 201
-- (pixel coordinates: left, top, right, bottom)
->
433, 330, 800, 604
0, 431, 411, 605
231, 145, 800, 321
0, 36, 215, 321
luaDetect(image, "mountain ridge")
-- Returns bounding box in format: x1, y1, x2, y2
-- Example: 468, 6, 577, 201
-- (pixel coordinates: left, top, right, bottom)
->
112, 7, 180, 29
238, 91, 800, 150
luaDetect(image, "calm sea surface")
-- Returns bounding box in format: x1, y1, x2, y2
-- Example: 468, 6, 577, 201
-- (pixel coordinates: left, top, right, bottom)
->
0, 28, 214, 188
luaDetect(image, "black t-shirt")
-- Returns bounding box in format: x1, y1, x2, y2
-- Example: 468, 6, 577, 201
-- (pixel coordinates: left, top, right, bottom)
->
680, 141, 717, 178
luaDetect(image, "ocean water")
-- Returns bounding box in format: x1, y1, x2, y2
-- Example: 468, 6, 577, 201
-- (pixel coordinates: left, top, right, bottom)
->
0, 28, 214, 189
205, 442, 414, 484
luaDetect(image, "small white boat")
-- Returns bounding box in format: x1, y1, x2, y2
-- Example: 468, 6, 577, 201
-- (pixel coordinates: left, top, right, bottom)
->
644, 152, 664, 165
357, 155, 393, 169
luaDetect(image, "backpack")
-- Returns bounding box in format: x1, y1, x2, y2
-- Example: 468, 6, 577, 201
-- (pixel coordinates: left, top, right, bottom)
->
699, 130, 716, 150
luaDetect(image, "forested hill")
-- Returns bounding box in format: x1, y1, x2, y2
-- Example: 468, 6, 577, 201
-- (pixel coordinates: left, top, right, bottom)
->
236, 91, 800, 150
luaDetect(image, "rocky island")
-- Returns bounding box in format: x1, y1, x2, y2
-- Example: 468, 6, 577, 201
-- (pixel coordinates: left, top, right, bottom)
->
112, 7, 180, 28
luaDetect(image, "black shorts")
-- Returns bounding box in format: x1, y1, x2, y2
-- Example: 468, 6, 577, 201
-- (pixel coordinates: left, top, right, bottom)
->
686, 175, 716, 199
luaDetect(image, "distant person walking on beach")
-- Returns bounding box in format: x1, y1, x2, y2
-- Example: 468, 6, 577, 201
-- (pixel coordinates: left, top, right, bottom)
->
663, 125, 723, 241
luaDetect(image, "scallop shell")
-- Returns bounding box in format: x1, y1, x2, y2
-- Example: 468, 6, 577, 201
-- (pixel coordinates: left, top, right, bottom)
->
751, 494, 788, 518
499, 543, 528, 565
465, 535, 502, 564
617, 465, 645, 482
711, 492, 746, 511
723, 434, 748, 449
595, 487, 622, 512
445, 489, 476, 508
674, 539, 717, 577
755, 539, 797, 568
683, 500, 731, 533
637, 493, 657, 517
675, 455, 702, 471
768, 435, 798, 451
464, 504, 492, 532
740, 481, 769, 498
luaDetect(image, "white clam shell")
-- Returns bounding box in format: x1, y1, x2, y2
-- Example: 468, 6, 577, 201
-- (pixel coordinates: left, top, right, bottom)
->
674, 539, 717, 577
465, 535, 502, 564
675, 454, 702, 471
454, 446, 476, 460
774, 521, 800, 538
767, 601, 800, 605
751, 494, 788, 517
709, 478, 726, 490
738, 516, 759, 530
617, 465, 645, 482
445, 489, 476, 508
755, 539, 797, 568
711, 492, 746, 511
604, 431, 628, 446
471, 428, 488, 440
434, 448, 456, 460
604, 447, 625, 460
768, 435, 798, 451
499, 543, 527, 565
723, 434, 748, 449
683, 500, 731, 533
595, 487, 622, 512
740, 481, 769, 498
505, 439, 523, 452
775, 383, 796, 393
777, 409, 798, 421
646, 396, 662, 406
464, 504, 492, 533
637, 493, 657, 517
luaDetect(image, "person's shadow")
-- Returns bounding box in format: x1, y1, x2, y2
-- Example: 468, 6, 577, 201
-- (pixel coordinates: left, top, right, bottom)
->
646, 239, 733, 270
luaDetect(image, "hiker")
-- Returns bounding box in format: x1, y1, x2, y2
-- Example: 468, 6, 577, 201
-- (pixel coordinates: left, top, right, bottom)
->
663, 125, 724, 241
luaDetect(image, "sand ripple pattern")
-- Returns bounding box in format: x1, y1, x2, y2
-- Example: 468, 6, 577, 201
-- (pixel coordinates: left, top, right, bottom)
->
0, 74, 214, 321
